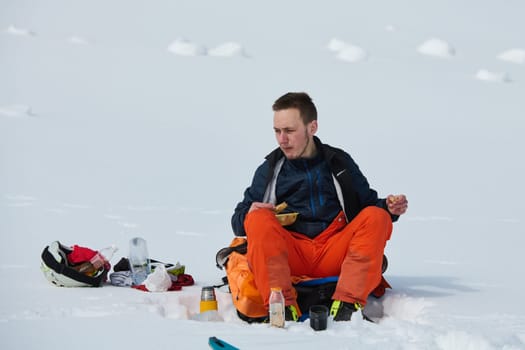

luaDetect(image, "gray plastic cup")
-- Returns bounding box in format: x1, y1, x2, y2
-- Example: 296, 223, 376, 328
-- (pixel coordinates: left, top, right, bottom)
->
309, 305, 329, 331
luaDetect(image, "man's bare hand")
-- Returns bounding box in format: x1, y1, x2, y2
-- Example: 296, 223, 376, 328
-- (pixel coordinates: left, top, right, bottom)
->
386, 194, 408, 216
248, 202, 275, 213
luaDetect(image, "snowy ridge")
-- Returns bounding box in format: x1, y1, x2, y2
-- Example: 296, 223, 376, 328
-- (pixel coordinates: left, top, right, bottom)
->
167, 38, 248, 57
498, 49, 525, 64
327, 38, 368, 63
475, 69, 511, 83
5, 24, 36, 37
417, 38, 456, 58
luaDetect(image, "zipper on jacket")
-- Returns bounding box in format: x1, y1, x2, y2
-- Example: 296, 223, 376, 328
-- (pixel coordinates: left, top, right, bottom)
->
303, 160, 317, 217
317, 168, 324, 206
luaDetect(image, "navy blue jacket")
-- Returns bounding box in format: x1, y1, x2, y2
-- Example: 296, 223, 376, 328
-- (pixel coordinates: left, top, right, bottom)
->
231, 137, 397, 238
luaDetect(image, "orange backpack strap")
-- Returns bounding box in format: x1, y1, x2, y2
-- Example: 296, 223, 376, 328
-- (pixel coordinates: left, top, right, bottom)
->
230, 237, 247, 247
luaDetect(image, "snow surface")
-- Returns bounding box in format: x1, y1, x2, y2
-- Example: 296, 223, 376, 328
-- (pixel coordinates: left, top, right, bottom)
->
417, 38, 456, 59
1, 0, 525, 349
498, 49, 525, 65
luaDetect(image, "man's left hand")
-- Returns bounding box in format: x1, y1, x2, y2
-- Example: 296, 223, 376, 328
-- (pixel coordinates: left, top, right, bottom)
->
386, 194, 408, 216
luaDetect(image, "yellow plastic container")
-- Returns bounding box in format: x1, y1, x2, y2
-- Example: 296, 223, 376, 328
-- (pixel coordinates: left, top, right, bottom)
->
200, 286, 218, 313
200, 299, 218, 313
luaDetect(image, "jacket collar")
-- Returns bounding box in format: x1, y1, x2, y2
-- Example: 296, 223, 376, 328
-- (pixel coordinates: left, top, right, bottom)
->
266, 136, 333, 165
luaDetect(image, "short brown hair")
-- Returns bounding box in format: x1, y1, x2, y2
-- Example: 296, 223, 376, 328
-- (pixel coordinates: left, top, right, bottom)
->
272, 92, 317, 124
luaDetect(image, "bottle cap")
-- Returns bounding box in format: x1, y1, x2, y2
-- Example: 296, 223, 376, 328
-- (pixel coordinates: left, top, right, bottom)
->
201, 286, 216, 301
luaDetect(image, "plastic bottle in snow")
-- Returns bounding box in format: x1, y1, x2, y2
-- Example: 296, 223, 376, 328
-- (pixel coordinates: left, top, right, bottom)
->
74, 245, 118, 276
90, 245, 118, 269
129, 237, 151, 285
269, 287, 285, 328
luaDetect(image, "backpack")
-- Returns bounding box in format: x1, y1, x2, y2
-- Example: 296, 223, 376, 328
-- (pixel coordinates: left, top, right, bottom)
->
215, 237, 391, 322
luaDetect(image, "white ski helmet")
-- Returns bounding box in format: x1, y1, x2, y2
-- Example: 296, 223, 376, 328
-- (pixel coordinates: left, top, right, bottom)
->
41, 241, 108, 287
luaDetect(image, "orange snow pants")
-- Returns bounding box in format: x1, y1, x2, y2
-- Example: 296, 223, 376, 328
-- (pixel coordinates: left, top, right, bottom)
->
245, 206, 393, 307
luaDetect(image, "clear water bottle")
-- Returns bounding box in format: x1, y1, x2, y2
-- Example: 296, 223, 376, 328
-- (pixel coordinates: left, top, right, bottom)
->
269, 287, 285, 328
129, 237, 151, 285
90, 245, 118, 269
